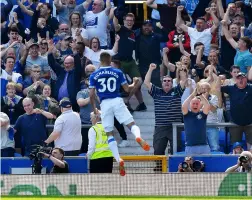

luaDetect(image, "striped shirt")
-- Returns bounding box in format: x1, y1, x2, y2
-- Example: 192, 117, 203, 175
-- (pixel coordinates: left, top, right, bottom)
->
149, 84, 184, 126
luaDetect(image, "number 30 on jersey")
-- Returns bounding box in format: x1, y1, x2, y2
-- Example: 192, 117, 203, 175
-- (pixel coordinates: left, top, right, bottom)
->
97, 77, 116, 92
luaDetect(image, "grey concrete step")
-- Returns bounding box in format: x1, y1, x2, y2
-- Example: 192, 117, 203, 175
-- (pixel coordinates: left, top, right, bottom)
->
116, 139, 153, 147
119, 146, 154, 155
114, 125, 155, 135
132, 111, 155, 119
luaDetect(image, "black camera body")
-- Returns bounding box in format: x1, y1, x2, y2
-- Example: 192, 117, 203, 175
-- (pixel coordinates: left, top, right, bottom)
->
29, 145, 52, 160
180, 160, 205, 172
29, 145, 52, 174
239, 155, 249, 166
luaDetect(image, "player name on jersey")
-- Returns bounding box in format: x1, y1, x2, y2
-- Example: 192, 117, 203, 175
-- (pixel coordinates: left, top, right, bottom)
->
94, 70, 119, 80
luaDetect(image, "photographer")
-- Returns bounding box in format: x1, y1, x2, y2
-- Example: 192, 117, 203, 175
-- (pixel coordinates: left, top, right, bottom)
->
39, 147, 69, 173
225, 151, 252, 173
178, 156, 194, 172
178, 156, 205, 172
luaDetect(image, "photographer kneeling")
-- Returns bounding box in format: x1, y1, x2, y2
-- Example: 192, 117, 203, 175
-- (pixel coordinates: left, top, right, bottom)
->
178, 156, 205, 172
225, 151, 252, 173
39, 147, 69, 173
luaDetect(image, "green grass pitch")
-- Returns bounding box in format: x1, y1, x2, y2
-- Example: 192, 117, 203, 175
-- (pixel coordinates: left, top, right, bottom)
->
1, 196, 251, 200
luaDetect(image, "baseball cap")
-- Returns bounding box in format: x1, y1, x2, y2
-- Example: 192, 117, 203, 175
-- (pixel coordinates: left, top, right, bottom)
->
143, 19, 152, 26
59, 98, 72, 108
233, 142, 243, 149
237, 72, 246, 78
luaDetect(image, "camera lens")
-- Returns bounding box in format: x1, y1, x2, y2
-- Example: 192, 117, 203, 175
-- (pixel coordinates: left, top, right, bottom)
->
181, 162, 189, 169
193, 160, 203, 171
239, 156, 248, 163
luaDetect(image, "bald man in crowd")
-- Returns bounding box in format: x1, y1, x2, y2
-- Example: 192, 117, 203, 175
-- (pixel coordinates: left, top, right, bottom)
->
182, 84, 211, 155
14, 97, 54, 156
48, 41, 82, 111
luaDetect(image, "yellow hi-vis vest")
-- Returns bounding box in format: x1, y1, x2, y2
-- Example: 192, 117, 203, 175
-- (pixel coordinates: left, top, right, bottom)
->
91, 123, 113, 160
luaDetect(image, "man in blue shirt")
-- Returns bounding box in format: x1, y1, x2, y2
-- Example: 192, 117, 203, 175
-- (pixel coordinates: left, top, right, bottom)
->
220, 72, 252, 151
14, 97, 54, 156
182, 84, 211, 155
89, 52, 150, 176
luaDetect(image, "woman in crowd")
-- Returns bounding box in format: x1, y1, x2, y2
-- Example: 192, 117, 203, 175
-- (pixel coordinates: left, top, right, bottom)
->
84, 35, 119, 69
173, 66, 196, 104
69, 11, 89, 45
1, 82, 24, 125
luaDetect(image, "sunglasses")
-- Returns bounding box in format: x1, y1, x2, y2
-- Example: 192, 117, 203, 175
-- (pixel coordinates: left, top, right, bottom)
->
40, 43, 48, 45
163, 79, 172, 83
32, 70, 41, 73
179, 69, 187, 72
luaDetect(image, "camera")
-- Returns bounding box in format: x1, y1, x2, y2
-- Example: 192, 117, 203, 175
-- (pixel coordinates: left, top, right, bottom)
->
193, 160, 205, 172
239, 156, 249, 165
181, 162, 189, 169
29, 145, 52, 160
29, 145, 52, 174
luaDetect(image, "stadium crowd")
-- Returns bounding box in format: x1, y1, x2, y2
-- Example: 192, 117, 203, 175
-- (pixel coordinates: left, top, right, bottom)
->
1, 0, 252, 160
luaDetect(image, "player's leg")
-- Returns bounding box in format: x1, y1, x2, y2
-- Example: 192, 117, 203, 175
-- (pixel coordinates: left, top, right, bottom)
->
100, 99, 125, 176
113, 97, 150, 151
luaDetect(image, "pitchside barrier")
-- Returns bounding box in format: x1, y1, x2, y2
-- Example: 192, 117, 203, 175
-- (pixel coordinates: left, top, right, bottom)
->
1, 173, 252, 196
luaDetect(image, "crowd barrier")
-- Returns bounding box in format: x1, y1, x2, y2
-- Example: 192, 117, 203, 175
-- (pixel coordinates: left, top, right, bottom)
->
169, 155, 239, 172
172, 122, 252, 154
1, 173, 251, 196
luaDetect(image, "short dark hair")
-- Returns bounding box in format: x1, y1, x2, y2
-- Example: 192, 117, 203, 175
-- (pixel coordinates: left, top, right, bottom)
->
53, 147, 65, 157
123, 13, 135, 21
8, 25, 19, 34
194, 42, 204, 49
44, 3, 52, 14
196, 17, 206, 23
111, 60, 121, 68
4, 56, 15, 63
240, 36, 252, 49
100, 52, 111, 65
230, 65, 240, 72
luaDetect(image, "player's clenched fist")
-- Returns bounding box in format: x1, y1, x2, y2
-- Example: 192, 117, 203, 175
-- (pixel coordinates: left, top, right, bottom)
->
149, 63, 157, 70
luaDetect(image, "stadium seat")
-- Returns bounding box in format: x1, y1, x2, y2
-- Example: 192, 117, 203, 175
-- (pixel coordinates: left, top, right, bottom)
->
79, 153, 86, 156
210, 151, 225, 155
174, 151, 185, 155
14, 153, 22, 157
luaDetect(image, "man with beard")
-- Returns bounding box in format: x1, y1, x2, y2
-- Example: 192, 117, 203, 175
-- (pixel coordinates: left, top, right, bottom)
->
218, 72, 252, 152
135, 20, 162, 88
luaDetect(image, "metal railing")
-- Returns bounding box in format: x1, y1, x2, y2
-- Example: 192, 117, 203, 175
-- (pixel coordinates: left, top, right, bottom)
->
172, 122, 252, 154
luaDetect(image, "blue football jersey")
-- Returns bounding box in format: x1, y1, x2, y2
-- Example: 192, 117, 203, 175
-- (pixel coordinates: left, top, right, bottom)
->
89, 67, 127, 101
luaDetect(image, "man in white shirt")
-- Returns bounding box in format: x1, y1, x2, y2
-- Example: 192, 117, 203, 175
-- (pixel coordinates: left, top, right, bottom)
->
45, 98, 82, 156
84, 0, 111, 48
176, 5, 219, 56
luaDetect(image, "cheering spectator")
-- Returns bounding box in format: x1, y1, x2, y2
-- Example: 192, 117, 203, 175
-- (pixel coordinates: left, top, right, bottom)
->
218, 72, 252, 151
23, 64, 49, 96
27, 84, 60, 117
85, 0, 111, 48
47, 41, 82, 112
0, 112, 15, 157
220, 23, 239, 73
1, 56, 23, 96
173, 66, 196, 104
113, 13, 145, 112
200, 82, 220, 152
14, 97, 54, 156
222, 21, 252, 74
176, 5, 219, 57
182, 84, 211, 155
29, 3, 59, 39
45, 98, 82, 156
54, 0, 87, 24
84, 36, 119, 69
1, 82, 24, 125
25, 43, 50, 80
144, 63, 186, 156
69, 11, 88, 44
135, 20, 162, 89
167, 25, 190, 64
